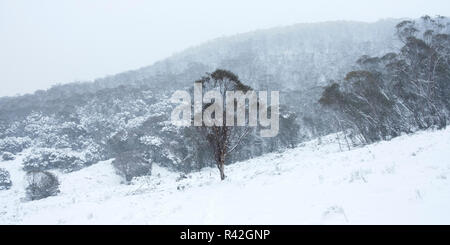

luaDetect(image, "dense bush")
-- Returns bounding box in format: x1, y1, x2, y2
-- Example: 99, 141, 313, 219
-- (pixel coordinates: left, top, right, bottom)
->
25, 171, 60, 200
0, 168, 12, 190
112, 151, 152, 183
1, 152, 15, 161
23, 148, 89, 172
0, 137, 32, 154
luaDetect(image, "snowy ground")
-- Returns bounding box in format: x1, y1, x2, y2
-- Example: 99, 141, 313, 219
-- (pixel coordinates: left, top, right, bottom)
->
1, 128, 450, 224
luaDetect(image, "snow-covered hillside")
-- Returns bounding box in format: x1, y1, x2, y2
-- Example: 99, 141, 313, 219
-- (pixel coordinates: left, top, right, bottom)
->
1, 128, 450, 225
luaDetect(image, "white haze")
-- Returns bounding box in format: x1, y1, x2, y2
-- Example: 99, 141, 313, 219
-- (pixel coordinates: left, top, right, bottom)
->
1, 0, 450, 97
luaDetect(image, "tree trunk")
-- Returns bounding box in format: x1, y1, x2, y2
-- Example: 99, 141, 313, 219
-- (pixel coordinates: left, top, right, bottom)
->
218, 153, 226, 180
219, 163, 225, 180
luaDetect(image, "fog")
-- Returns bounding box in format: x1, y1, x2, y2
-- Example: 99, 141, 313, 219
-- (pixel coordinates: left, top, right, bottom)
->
1, 0, 449, 97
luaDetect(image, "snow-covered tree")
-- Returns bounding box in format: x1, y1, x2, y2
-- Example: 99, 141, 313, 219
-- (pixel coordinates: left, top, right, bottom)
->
0, 168, 12, 190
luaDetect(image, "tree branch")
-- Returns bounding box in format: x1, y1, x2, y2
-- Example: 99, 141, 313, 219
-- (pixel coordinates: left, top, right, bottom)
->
225, 128, 250, 157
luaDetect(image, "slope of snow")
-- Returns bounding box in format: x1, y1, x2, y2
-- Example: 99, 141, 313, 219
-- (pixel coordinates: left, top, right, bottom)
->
1, 128, 450, 224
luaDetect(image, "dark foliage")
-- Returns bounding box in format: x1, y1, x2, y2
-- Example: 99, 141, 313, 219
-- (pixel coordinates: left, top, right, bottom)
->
25, 171, 60, 200
1, 152, 15, 161
112, 151, 152, 183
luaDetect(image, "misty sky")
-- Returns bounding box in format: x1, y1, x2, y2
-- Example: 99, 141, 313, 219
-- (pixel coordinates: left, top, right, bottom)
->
1, 0, 450, 97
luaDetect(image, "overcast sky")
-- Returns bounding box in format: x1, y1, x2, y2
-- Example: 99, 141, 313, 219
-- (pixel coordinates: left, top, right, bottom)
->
1, 0, 450, 97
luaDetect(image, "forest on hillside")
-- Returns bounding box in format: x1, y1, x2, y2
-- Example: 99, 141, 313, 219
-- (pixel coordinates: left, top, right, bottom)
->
0, 16, 449, 199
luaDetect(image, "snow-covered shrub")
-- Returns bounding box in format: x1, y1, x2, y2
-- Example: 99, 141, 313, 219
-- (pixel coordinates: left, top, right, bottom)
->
0, 137, 32, 154
0, 168, 12, 190
25, 171, 60, 201
139, 135, 163, 147
23, 148, 86, 172
82, 142, 104, 165
112, 151, 152, 183
1, 152, 15, 161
